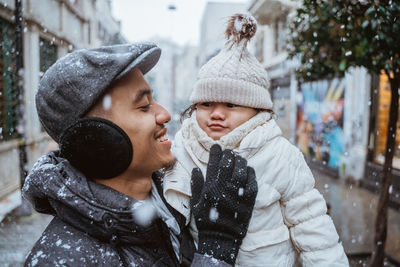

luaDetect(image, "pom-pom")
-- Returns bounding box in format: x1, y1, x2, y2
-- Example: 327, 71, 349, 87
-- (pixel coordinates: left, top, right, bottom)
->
225, 13, 257, 44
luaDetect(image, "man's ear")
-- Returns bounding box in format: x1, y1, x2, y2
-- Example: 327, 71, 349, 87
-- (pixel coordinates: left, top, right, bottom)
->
59, 117, 133, 179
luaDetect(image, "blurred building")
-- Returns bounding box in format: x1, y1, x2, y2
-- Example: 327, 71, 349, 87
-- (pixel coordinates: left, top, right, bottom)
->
174, 44, 199, 116
249, 0, 399, 207
146, 37, 182, 137
248, 0, 298, 142
199, 1, 247, 65
0, 0, 123, 220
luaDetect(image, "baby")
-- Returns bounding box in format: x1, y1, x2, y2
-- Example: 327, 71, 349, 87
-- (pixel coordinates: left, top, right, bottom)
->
164, 14, 349, 266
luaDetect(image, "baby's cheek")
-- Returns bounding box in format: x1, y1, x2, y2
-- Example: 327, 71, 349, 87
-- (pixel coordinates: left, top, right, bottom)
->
195, 112, 208, 130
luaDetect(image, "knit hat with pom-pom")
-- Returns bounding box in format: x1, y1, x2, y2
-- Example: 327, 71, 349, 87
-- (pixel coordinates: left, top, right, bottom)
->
190, 13, 273, 109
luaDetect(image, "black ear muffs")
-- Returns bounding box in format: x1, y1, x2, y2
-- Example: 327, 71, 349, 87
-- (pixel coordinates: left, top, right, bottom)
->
59, 117, 133, 179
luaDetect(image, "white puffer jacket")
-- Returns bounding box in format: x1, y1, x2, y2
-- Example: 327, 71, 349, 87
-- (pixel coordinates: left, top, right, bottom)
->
164, 112, 349, 267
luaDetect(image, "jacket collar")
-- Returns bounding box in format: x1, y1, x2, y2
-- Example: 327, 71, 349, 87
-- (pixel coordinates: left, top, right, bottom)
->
22, 151, 179, 245
180, 111, 277, 163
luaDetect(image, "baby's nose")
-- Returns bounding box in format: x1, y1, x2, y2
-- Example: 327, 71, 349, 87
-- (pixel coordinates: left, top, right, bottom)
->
210, 107, 226, 120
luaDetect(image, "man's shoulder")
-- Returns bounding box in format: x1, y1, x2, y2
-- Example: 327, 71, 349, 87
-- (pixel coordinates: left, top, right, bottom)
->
24, 217, 121, 266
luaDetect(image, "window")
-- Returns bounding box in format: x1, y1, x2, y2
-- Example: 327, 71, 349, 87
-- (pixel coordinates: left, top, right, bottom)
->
254, 30, 264, 63
0, 18, 18, 141
39, 38, 58, 75
274, 15, 288, 54
274, 19, 279, 53
39, 37, 57, 132
97, 22, 108, 42
87, 22, 91, 45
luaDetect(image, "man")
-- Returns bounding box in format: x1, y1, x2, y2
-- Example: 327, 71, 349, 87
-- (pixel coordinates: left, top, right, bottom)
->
23, 43, 257, 266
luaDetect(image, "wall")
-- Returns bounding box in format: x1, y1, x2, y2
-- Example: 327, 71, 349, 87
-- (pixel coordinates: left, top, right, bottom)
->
340, 67, 371, 180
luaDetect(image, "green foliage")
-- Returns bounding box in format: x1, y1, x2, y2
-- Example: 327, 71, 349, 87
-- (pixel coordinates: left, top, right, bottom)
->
288, 0, 400, 82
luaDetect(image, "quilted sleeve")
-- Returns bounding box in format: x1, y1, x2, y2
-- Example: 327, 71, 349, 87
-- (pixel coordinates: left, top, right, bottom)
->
281, 149, 349, 266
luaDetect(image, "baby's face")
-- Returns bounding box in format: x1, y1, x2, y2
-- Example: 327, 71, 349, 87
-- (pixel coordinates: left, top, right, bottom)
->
196, 102, 258, 140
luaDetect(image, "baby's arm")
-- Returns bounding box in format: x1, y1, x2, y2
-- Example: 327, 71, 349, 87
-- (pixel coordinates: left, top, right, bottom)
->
280, 148, 349, 266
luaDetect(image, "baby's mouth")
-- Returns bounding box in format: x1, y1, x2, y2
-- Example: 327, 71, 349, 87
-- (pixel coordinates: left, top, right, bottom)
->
208, 124, 226, 130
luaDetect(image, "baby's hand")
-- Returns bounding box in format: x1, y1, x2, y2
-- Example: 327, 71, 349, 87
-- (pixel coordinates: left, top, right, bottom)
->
190, 144, 257, 265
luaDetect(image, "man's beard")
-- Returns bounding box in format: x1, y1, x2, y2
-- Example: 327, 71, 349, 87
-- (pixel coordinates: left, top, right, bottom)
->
162, 157, 177, 172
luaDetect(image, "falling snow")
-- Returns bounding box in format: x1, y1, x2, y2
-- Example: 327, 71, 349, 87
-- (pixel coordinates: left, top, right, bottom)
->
238, 187, 244, 196
209, 207, 219, 222
131, 200, 156, 227
102, 94, 112, 110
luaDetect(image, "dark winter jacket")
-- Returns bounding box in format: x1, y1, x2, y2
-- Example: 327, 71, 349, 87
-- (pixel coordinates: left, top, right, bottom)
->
22, 151, 225, 267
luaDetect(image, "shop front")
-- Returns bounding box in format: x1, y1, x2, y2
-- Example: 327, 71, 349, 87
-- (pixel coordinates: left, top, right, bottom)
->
366, 72, 400, 208
296, 78, 345, 175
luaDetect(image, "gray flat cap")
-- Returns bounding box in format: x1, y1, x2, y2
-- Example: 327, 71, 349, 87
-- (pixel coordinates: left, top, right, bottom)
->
36, 42, 161, 142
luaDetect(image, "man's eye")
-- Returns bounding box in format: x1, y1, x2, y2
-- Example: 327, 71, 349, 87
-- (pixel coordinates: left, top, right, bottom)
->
226, 103, 237, 108
201, 102, 211, 107
140, 104, 152, 111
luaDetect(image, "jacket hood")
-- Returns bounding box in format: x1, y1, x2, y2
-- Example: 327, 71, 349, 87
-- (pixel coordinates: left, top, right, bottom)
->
22, 150, 168, 245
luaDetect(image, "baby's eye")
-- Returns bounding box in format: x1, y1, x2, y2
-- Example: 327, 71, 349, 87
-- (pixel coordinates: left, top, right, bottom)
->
226, 103, 237, 108
200, 102, 212, 107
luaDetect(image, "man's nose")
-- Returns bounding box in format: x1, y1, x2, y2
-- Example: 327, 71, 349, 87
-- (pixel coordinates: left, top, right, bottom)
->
155, 103, 171, 124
